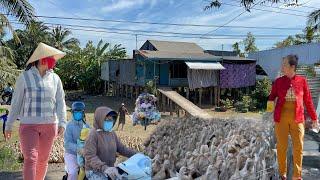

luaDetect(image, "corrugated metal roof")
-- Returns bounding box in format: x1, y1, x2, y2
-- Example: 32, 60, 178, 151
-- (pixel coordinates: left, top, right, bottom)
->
185, 62, 225, 70
221, 56, 256, 61
147, 40, 204, 53
139, 50, 221, 61
205, 50, 238, 56
138, 50, 220, 61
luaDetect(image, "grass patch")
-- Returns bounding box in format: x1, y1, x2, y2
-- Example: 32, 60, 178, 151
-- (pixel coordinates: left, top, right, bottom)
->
0, 146, 22, 171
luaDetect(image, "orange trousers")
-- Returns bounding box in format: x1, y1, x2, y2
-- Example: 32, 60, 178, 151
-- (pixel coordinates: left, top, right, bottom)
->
275, 101, 304, 178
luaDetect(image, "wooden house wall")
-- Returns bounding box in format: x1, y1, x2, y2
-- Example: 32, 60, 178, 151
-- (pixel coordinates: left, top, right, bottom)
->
119, 60, 136, 86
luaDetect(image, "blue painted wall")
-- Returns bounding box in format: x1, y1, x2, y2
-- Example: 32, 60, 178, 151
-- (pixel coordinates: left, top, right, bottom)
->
159, 63, 169, 85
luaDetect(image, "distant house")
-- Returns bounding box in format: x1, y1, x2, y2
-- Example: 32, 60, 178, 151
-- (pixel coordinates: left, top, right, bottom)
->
134, 40, 224, 89
102, 40, 257, 106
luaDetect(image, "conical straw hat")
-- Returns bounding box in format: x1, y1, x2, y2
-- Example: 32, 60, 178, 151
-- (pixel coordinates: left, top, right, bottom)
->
26, 42, 66, 65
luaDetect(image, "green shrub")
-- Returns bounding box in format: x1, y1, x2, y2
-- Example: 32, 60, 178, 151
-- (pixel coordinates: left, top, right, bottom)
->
220, 98, 234, 109
252, 77, 272, 110
235, 95, 257, 113
145, 80, 157, 95
0, 146, 21, 171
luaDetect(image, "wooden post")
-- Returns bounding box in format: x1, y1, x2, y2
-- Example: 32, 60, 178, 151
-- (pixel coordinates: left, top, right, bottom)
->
103, 80, 107, 95
130, 86, 133, 99
158, 93, 161, 111
112, 82, 117, 97
210, 87, 213, 105
186, 87, 190, 100
125, 85, 128, 99
135, 86, 139, 99
217, 87, 221, 106
116, 83, 119, 98
162, 95, 166, 112
194, 89, 198, 104
169, 100, 173, 115
177, 107, 180, 117
214, 87, 217, 106
199, 88, 203, 107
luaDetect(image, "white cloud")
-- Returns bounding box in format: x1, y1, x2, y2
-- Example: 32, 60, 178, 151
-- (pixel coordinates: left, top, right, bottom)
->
101, 0, 146, 13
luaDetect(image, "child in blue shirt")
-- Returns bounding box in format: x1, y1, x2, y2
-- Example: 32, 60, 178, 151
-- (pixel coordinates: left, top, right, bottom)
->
0, 110, 9, 141
64, 102, 89, 180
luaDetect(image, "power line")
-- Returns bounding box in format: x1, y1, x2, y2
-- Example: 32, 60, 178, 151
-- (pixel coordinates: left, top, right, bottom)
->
222, 2, 309, 17
10, 21, 295, 38
281, 1, 319, 10
5, 14, 304, 30
233, 0, 316, 13
62, 27, 288, 40
201, 0, 265, 37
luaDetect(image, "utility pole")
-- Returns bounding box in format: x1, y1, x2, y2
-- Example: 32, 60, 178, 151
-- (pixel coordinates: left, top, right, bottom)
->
135, 34, 138, 50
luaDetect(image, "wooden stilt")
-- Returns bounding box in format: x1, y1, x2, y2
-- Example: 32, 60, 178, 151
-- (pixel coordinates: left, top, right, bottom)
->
125, 85, 128, 99
116, 83, 119, 98
162, 95, 166, 112
103, 80, 107, 95
199, 88, 203, 107
217, 86, 221, 106
135, 86, 139, 99
210, 87, 213, 105
214, 87, 218, 106
186, 87, 190, 100
114, 82, 116, 96
119, 84, 122, 98
169, 100, 173, 116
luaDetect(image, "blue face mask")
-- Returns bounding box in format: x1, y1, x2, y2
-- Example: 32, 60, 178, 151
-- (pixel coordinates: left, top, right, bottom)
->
73, 111, 83, 121
103, 120, 114, 132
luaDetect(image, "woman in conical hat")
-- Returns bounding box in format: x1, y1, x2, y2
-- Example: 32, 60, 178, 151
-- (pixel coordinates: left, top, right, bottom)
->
4, 42, 67, 180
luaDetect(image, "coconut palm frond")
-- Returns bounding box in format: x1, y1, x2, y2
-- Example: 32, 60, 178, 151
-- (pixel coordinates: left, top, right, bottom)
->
308, 10, 320, 31
0, 46, 14, 60
0, 14, 20, 44
0, 0, 35, 25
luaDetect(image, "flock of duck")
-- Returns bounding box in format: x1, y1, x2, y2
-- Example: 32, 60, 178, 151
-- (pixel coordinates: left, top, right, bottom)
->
144, 114, 277, 180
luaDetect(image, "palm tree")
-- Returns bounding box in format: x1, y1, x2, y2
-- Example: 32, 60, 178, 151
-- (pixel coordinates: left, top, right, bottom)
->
50, 26, 80, 50
6, 21, 50, 68
0, 0, 35, 42
308, 9, 320, 31
294, 26, 319, 44
0, 25, 18, 90
0, 0, 35, 88
108, 44, 126, 59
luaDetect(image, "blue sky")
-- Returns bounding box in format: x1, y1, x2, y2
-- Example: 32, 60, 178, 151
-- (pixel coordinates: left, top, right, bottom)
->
13, 0, 319, 56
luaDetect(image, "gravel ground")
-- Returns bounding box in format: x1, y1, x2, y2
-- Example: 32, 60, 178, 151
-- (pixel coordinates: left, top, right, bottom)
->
0, 163, 65, 180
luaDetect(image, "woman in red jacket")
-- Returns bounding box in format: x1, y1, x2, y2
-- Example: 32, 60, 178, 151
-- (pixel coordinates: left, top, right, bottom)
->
268, 55, 319, 180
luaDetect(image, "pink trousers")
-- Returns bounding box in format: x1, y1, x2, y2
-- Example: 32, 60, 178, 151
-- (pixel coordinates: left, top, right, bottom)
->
19, 124, 57, 180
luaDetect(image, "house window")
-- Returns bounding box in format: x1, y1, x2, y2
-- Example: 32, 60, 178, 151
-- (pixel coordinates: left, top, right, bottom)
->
170, 62, 187, 78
